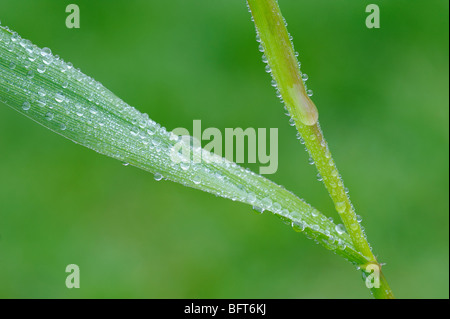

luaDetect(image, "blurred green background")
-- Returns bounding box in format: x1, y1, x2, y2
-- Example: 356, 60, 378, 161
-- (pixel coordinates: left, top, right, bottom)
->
0, 0, 448, 298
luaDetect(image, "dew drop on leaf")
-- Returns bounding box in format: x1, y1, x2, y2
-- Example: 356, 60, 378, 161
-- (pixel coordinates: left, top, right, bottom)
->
45, 112, 54, 121
20, 101, 30, 111
252, 206, 264, 213
37, 64, 46, 73
335, 224, 345, 235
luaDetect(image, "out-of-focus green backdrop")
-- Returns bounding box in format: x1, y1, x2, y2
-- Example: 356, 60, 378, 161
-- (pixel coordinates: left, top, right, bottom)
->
0, 0, 448, 298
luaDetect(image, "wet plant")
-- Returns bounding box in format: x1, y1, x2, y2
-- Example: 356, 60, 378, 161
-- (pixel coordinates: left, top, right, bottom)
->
0, 0, 394, 298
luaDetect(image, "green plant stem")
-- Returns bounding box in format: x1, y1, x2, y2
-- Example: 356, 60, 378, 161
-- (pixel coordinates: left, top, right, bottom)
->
373, 270, 395, 299
301, 123, 373, 259
247, 0, 394, 298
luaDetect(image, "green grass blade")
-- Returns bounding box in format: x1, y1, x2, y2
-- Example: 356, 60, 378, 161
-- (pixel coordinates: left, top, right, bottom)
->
246, 0, 394, 298
0, 25, 370, 266
246, 0, 318, 126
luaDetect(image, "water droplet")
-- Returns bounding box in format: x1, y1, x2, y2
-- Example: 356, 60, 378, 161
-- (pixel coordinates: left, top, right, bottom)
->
9, 62, 15, 69
270, 79, 277, 87
45, 112, 54, 121
261, 54, 268, 64
302, 73, 308, 81
62, 81, 69, 88
151, 137, 161, 146
11, 32, 19, 43
38, 88, 46, 97
27, 70, 34, 79
43, 55, 53, 65
247, 192, 256, 203
154, 173, 163, 181
307, 89, 313, 97
193, 175, 201, 185
252, 206, 264, 213
36, 99, 46, 107
147, 126, 156, 135
337, 239, 346, 250
37, 64, 46, 73
261, 197, 272, 209
272, 202, 282, 213
335, 201, 346, 214
22, 101, 30, 111
40, 47, 51, 57
335, 224, 345, 235
298, 136, 305, 144
55, 93, 64, 103
292, 221, 305, 232
180, 162, 190, 171
288, 117, 296, 126
356, 215, 363, 223
276, 91, 282, 99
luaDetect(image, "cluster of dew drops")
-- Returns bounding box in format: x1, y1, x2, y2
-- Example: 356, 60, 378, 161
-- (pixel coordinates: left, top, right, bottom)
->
0, 24, 203, 187
0, 24, 302, 230
244, 6, 372, 255
1, 22, 353, 255
248, 7, 324, 170
248, 5, 313, 115
247, 9, 369, 250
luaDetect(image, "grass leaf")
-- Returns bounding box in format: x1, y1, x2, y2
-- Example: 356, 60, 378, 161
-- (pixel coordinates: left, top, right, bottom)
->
0, 24, 371, 266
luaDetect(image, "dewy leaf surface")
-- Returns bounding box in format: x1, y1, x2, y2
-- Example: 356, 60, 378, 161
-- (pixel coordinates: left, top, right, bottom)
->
0, 25, 369, 266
